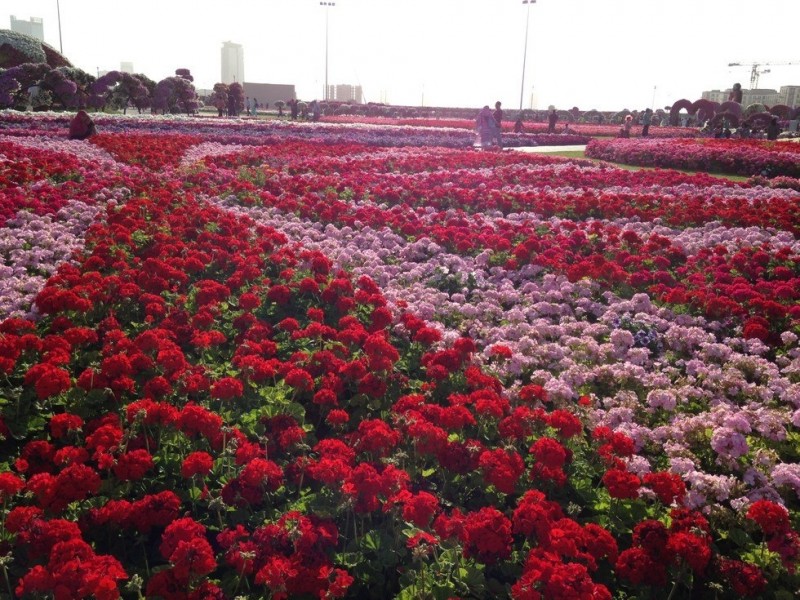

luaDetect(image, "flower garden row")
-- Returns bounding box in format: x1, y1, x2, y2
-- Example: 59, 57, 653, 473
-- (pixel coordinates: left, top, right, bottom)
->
323, 116, 698, 139
0, 110, 588, 150
586, 138, 800, 180
0, 117, 799, 599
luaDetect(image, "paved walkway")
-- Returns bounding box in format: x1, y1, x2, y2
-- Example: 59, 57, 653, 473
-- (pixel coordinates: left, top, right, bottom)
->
514, 145, 587, 153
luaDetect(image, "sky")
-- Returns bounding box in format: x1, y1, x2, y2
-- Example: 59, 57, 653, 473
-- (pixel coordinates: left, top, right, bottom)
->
4, 0, 799, 111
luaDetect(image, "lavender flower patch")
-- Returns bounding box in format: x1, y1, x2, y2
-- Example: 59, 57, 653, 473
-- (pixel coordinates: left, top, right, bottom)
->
0, 200, 106, 319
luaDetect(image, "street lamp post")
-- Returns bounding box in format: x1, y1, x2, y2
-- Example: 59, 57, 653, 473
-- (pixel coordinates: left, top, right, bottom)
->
56, 0, 63, 53
320, 2, 336, 101
520, 0, 536, 111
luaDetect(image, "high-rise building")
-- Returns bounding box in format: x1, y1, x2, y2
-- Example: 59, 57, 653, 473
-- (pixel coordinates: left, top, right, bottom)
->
778, 86, 800, 108
10, 16, 44, 41
120, 62, 134, 74
328, 84, 363, 104
221, 42, 244, 85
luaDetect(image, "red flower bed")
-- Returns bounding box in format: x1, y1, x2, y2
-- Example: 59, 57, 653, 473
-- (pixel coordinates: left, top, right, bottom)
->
90, 133, 202, 170
1, 128, 799, 598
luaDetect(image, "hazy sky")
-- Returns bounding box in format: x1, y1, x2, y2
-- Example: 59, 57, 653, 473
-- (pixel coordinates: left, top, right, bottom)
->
5, 0, 799, 111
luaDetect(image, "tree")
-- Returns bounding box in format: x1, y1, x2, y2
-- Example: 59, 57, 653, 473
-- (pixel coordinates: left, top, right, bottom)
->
112, 72, 151, 114
210, 83, 228, 117
0, 63, 49, 110
175, 68, 194, 82
227, 82, 245, 117
131, 74, 156, 113
37, 68, 77, 109
58, 67, 96, 109
88, 71, 121, 110
153, 75, 199, 115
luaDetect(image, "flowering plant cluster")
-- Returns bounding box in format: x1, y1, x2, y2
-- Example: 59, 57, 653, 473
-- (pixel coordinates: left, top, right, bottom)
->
0, 115, 799, 599
586, 137, 800, 179
323, 115, 697, 139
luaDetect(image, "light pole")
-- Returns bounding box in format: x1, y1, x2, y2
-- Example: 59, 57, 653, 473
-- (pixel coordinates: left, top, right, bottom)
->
320, 2, 336, 101
520, 0, 536, 111
56, 0, 63, 53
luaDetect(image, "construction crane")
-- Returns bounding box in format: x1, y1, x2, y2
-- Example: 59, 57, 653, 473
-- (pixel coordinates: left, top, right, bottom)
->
727, 61, 799, 89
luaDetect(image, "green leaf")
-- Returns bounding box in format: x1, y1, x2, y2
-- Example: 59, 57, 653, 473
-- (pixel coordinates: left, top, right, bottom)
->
727, 527, 751, 547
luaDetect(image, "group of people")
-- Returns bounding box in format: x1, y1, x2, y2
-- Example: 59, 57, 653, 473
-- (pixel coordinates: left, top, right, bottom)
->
476, 101, 504, 149
618, 108, 654, 138
284, 98, 321, 121
705, 116, 782, 140
477, 103, 587, 147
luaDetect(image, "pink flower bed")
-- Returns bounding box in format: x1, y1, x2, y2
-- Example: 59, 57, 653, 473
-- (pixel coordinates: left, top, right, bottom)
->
586, 137, 800, 178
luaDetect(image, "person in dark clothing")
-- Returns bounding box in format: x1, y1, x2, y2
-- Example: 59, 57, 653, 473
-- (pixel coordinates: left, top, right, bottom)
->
68, 110, 96, 140
513, 116, 524, 133
547, 108, 558, 133
493, 101, 503, 149
641, 108, 653, 137
729, 83, 743, 103
290, 98, 299, 120
766, 117, 780, 140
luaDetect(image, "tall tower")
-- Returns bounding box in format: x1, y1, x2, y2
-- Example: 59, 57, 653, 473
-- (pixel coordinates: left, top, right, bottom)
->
10, 16, 44, 41
221, 42, 244, 85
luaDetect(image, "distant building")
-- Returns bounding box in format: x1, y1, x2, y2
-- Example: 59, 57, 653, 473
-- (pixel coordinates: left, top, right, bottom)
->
778, 86, 800, 107
744, 88, 779, 106
328, 84, 363, 104
701, 90, 728, 103
120, 62, 134, 74
700, 87, 796, 107
243, 82, 296, 109
221, 42, 244, 85
10, 16, 44, 41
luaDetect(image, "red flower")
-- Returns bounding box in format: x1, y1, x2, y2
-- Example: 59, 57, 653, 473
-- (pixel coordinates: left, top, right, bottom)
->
518, 384, 547, 404
326, 409, 349, 425
747, 499, 790, 536
717, 558, 767, 597
667, 531, 711, 573
113, 449, 154, 481
24, 363, 72, 399
181, 451, 214, 478
352, 419, 400, 457
529, 437, 569, 469
461, 507, 513, 564
615, 547, 667, 587
285, 368, 314, 392
479, 448, 524, 494
0, 472, 25, 501
48, 413, 83, 439
210, 376, 244, 400
399, 490, 439, 527
643, 471, 686, 505
601, 469, 640, 500
546, 409, 583, 438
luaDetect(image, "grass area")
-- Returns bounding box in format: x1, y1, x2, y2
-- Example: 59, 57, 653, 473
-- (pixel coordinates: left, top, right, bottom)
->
538, 149, 751, 183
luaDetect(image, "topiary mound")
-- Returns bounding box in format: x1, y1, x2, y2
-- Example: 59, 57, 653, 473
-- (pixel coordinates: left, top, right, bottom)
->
0, 29, 71, 69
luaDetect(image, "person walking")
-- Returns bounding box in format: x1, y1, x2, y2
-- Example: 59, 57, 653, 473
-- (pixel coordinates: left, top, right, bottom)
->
547, 108, 558, 133
493, 101, 504, 149
641, 108, 653, 137
476, 105, 498, 149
